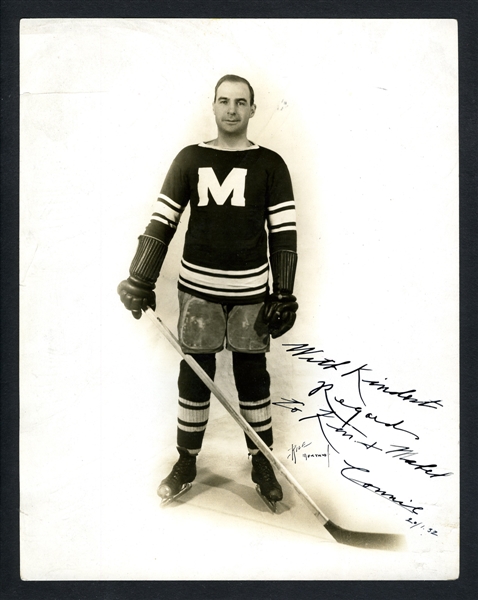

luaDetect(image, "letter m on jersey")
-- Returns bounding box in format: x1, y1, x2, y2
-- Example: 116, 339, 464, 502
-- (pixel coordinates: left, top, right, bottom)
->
197, 167, 247, 207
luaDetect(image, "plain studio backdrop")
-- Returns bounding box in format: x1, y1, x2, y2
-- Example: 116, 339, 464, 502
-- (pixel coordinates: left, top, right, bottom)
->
20, 19, 458, 580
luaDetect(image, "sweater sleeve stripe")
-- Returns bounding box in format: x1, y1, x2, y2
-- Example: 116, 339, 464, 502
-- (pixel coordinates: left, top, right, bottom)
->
158, 193, 183, 212
153, 195, 183, 226
151, 214, 177, 229
269, 224, 297, 233
268, 207, 296, 228
268, 200, 295, 214
143, 189, 188, 243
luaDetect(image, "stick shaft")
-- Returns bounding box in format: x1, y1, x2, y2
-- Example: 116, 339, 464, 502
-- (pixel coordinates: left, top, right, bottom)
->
145, 308, 329, 526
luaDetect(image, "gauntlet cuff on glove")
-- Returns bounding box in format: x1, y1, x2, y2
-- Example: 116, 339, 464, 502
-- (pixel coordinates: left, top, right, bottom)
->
129, 235, 168, 286
270, 250, 298, 295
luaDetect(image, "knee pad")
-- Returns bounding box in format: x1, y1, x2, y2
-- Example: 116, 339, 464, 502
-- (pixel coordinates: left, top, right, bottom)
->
226, 303, 270, 353
178, 292, 226, 353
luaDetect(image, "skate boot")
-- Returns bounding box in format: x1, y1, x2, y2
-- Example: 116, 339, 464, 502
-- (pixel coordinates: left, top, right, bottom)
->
251, 452, 283, 513
157, 447, 197, 507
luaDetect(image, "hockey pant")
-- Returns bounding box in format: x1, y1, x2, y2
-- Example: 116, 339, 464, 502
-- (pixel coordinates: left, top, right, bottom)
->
176, 352, 272, 455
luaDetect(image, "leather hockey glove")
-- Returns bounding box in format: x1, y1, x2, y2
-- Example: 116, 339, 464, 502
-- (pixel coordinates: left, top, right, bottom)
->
117, 276, 156, 320
263, 250, 298, 338
117, 235, 167, 319
263, 292, 298, 338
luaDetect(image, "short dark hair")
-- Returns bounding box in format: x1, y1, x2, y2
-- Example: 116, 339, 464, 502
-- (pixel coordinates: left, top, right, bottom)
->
214, 74, 255, 106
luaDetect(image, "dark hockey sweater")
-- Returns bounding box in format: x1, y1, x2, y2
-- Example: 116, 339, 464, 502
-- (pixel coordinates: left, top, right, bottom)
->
144, 143, 297, 304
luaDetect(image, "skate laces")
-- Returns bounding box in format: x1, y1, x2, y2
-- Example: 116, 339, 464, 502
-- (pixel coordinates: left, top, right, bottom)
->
252, 453, 276, 482
170, 450, 196, 481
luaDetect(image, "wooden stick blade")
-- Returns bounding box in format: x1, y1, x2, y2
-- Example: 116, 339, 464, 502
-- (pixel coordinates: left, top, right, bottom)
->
324, 520, 406, 551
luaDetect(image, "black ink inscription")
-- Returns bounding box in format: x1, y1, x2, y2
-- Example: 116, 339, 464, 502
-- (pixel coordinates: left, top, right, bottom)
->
386, 445, 453, 478
308, 380, 334, 396
299, 388, 367, 453
298, 409, 340, 455
363, 413, 419, 440
286, 441, 311, 464
406, 518, 438, 536
355, 440, 383, 451
282, 343, 351, 370
283, 343, 444, 409
303, 452, 327, 460
341, 365, 371, 405
272, 397, 305, 413
341, 460, 424, 515
361, 378, 443, 409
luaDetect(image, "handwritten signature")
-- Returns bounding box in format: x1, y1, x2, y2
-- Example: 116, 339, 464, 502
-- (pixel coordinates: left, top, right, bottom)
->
341, 460, 424, 515
287, 440, 311, 463
273, 342, 452, 536
275, 388, 452, 480
286, 441, 330, 465
283, 344, 443, 409
307, 382, 421, 440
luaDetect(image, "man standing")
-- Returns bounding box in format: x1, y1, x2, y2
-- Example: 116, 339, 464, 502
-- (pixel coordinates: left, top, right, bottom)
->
118, 74, 298, 510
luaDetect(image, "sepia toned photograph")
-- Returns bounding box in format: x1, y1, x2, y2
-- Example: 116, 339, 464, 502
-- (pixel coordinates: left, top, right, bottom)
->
19, 18, 459, 580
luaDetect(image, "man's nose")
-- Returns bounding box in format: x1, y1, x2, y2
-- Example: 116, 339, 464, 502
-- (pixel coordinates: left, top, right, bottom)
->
227, 103, 236, 113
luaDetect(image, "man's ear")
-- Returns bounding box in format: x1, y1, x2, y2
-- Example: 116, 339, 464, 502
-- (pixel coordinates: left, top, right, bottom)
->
250, 103, 256, 117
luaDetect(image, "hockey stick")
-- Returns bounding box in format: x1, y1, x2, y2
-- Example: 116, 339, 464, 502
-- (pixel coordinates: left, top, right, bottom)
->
144, 308, 405, 551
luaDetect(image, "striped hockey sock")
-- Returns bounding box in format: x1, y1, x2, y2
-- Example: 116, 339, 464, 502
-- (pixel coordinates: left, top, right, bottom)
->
232, 352, 273, 452
176, 354, 216, 453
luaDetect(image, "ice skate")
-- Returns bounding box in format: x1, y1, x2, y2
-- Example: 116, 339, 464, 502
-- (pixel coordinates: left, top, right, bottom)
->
251, 452, 283, 513
157, 447, 197, 507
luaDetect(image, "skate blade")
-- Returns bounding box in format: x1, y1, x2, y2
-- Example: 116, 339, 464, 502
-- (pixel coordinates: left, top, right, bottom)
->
255, 484, 277, 513
158, 482, 192, 507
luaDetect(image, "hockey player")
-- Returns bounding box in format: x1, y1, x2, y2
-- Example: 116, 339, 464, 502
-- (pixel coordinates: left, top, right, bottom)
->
117, 74, 298, 510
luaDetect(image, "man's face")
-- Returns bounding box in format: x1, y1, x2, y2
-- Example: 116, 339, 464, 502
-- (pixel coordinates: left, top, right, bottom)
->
213, 81, 256, 137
